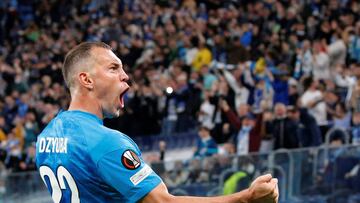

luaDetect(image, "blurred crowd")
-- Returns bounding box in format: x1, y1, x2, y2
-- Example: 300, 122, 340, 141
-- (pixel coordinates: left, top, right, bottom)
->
1, 0, 360, 172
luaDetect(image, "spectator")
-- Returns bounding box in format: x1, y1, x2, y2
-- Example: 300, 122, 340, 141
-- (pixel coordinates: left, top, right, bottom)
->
288, 79, 299, 106
163, 160, 189, 187
198, 90, 216, 130
2, 129, 21, 170
348, 23, 360, 63
331, 102, 352, 129
327, 33, 347, 71
23, 112, 39, 148
288, 107, 322, 147
352, 112, 360, 144
222, 67, 250, 109
334, 65, 357, 102
185, 36, 199, 67
3, 96, 17, 127
187, 158, 203, 184
200, 65, 217, 91
272, 103, 299, 149
0, 116, 6, 143
17, 144, 36, 172
350, 79, 360, 112
159, 141, 166, 161
272, 70, 289, 105
193, 126, 218, 158
312, 40, 331, 80
218, 142, 236, 156
294, 40, 313, 79
301, 77, 328, 136
220, 99, 262, 154
259, 110, 274, 152
226, 36, 249, 65
192, 35, 212, 72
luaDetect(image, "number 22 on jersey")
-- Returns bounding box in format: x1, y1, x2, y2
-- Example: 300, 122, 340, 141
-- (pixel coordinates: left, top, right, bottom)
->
39, 165, 80, 203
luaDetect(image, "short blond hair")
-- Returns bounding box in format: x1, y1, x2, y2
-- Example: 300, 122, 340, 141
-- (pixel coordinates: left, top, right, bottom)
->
62, 42, 111, 89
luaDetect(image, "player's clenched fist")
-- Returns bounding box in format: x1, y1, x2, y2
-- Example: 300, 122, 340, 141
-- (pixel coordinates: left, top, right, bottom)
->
247, 174, 279, 203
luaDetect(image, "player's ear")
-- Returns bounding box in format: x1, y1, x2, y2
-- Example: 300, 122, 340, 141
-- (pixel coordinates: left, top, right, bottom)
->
78, 72, 94, 90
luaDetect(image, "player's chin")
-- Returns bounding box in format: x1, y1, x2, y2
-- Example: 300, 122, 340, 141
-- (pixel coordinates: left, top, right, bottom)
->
103, 108, 120, 119
112, 106, 122, 117
114, 109, 121, 117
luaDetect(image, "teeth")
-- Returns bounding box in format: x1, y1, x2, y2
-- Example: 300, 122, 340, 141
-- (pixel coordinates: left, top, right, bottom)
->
119, 87, 129, 108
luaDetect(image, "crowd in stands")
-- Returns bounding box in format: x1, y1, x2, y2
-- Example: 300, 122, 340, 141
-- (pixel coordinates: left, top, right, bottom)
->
1, 0, 360, 173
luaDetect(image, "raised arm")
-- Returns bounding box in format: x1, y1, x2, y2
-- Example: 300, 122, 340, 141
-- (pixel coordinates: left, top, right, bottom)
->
140, 174, 278, 203
220, 99, 242, 130
223, 68, 242, 94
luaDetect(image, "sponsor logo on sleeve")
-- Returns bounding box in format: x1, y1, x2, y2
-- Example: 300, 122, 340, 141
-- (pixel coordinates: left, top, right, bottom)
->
121, 150, 141, 170
130, 164, 153, 186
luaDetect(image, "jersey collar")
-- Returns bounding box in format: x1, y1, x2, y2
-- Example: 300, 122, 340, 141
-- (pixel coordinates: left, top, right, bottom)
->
65, 110, 104, 125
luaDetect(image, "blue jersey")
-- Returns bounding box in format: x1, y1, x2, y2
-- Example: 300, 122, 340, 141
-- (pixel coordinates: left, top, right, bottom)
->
36, 110, 162, 203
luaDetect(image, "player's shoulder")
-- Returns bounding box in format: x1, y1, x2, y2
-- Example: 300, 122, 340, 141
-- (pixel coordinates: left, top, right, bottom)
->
37, 110, 92, 139
87, 125, 139, 164
56, 110, 133, 149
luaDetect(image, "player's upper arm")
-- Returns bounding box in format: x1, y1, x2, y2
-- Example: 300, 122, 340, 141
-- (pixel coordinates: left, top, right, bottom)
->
87, 129, 162, 202
96, 148, 162, 202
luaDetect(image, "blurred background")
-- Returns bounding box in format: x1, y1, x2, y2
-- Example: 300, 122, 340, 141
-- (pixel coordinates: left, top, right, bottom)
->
1, 0, 360, 202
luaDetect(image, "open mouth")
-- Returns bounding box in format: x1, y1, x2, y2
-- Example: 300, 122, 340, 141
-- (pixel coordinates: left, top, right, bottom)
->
119, 86, 130, 108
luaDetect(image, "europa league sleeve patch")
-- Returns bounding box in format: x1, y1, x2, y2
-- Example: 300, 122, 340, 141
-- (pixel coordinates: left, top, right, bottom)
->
121, 150, 141, 170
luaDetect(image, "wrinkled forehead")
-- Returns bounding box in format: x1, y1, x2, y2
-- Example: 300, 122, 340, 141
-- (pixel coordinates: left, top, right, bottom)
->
91, 47, 122, 67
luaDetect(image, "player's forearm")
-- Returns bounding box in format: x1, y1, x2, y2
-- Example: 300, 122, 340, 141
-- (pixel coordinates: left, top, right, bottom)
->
140, 183, 252, 203
168, 189, 251, 203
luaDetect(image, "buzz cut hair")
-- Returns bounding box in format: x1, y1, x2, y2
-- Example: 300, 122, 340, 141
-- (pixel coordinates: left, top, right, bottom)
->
62, 42, 111, 90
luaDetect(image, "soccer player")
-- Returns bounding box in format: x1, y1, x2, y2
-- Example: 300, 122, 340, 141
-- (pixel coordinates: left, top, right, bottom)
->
36, 42, 279, 203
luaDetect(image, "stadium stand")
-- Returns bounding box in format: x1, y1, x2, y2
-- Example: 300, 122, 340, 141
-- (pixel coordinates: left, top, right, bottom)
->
1, 0, 360, 202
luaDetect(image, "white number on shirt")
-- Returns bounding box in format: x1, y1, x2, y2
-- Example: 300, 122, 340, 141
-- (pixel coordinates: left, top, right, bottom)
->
39, 165, 80, 203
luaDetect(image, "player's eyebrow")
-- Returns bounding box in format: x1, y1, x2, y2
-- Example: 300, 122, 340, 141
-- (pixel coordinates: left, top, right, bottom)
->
108, 62, 121, 68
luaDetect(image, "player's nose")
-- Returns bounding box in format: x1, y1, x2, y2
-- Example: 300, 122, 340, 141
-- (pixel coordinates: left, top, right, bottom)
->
119, 69, 129, 82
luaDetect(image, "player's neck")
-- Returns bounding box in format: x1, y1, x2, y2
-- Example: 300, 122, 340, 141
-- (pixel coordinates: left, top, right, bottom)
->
68, 93, 104, 120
